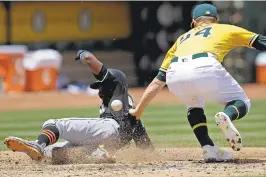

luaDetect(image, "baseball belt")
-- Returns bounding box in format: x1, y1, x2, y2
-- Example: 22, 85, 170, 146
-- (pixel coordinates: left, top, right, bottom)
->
171, 52, 210, 63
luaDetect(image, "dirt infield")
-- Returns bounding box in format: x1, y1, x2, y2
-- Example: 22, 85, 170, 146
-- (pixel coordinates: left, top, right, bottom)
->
0, 84, 266, 177
0, 147, 266, 177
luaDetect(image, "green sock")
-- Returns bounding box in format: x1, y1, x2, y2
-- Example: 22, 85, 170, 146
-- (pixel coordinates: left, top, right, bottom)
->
223, 100, 247, 121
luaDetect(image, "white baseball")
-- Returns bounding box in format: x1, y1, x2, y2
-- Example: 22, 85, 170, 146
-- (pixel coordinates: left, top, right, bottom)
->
111, 100, 123, 111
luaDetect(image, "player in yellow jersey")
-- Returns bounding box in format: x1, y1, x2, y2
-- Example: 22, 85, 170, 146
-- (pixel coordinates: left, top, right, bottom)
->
129, 3, 266, 162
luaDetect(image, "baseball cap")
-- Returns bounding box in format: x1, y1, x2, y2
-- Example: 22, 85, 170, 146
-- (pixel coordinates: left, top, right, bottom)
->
192, 3, 218, 19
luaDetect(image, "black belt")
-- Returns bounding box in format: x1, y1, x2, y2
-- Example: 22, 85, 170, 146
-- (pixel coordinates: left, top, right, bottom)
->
171, 52, 209, 63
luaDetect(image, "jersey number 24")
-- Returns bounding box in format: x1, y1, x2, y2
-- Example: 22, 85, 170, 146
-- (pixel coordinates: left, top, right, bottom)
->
180, 27, 212, 44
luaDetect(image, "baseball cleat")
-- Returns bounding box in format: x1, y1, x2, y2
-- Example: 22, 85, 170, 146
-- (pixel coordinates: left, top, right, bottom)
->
214, 112, 242, 151
202, 145, 233, 162
4, 136, 44, 161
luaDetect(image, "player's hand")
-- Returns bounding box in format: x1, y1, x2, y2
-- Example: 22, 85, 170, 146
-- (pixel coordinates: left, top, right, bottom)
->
75, 50, 93, 64
74, 50, 85, 61
129, 108, 141, 120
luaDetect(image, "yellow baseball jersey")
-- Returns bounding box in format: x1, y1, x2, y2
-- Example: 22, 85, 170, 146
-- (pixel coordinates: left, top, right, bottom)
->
160, 23, 258, 73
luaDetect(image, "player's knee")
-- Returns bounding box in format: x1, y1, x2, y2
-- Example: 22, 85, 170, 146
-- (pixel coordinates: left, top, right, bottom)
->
42, 119, 57, 129
225, 99, 250, 119
187, 108, 206, 128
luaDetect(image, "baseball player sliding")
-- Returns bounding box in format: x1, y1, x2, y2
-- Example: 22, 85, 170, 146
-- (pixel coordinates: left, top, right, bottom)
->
130, 3, 266, 162
4, 50, 153, 163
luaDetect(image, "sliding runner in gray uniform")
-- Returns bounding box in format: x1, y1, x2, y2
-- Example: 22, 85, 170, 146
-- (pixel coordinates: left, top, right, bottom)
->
4, 50, 153, 163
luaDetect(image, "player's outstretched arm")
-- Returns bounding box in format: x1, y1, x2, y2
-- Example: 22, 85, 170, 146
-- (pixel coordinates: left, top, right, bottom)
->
130, 77, 166, 119
75, 50, 103, 75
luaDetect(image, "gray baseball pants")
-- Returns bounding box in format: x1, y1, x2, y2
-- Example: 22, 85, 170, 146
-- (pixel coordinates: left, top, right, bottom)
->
42, 117, 120, 157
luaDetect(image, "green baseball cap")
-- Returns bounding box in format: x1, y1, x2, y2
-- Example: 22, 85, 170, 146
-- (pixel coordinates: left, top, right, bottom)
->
192, 3, 218, 19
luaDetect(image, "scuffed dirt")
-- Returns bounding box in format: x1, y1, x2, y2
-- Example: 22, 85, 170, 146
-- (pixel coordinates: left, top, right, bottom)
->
0, 147, 266, 177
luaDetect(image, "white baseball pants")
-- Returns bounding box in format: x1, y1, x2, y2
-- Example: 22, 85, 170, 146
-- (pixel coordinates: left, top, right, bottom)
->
166, 53, 251, 111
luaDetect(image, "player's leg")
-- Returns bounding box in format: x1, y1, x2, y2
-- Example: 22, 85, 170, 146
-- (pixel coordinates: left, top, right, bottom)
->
54, 118, 120, 147
166, 94, 233, 162
187, 106, 214, 148
53, 117, 119, 162
4, 118, 120, 161
43, 141, 76, 164
167, 66, 212, 148
166, 60, 232, 162
43, 141, 72, 158
203, 59, 250, 151
183, 97, 232, 162
212, 70, 250, 151
174, 56, 247, 152
215, 99, 249, 151
4, 119, 61, 161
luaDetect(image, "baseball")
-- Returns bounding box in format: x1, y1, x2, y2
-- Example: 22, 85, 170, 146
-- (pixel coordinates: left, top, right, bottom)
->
111, 100, 123, 111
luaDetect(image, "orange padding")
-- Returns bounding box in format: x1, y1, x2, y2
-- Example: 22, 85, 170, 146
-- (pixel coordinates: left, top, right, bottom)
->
0, 54, 25, 93
256, 65, 266, 84
25, 68, 58, 91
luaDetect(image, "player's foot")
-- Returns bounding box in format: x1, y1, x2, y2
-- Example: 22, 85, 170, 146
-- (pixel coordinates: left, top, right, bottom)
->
4, 136, 44, 161
202, 145, 233, 162
91, 145, 116, 163
214, 112, 242, 151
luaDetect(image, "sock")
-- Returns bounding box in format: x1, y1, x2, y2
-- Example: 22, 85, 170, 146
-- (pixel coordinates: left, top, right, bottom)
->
37, 125, 59, 146
224, 100, 247, 121
187, 108, 214, 147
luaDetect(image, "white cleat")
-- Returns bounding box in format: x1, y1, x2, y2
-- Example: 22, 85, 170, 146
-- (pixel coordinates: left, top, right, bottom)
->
214, 112, 242, 151
202, 145, 233, 162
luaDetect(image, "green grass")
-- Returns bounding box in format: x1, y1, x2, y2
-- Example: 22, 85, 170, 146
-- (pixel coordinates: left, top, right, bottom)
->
0, 100, 266, 150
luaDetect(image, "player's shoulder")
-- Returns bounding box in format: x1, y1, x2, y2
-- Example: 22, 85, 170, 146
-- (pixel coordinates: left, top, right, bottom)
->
213, 23, 232, 27
213, 23, 245, 32
211, 23, 233, 30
